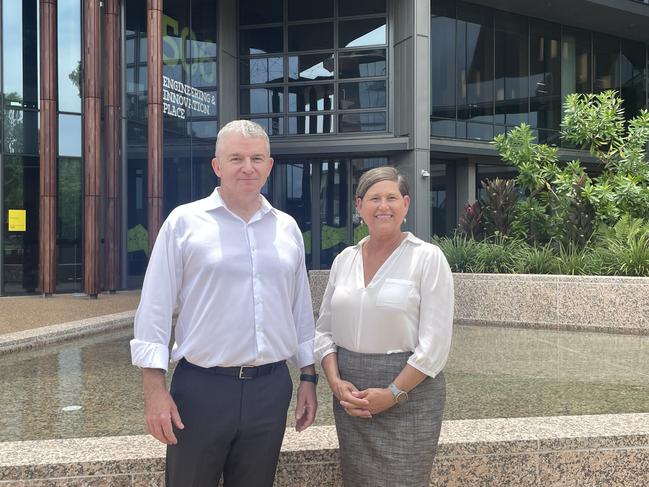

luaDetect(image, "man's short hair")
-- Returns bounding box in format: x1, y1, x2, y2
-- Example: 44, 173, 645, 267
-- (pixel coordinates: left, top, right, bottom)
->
215, 120, 270, 157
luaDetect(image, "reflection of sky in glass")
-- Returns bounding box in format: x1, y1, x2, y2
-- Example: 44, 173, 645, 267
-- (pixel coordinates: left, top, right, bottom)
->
289, 56, 333, 81
344, 25, 386, 48
58, 0, 81, 113
59, 114, 82, 157
2, 1, 24, 101
249, 58, 283, 84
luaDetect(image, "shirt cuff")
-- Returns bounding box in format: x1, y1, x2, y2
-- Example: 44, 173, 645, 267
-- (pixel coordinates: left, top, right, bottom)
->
291, 338, 315, 369
314, 344, 338, 364
407, 355, 444, 379
130, 339, 170, 371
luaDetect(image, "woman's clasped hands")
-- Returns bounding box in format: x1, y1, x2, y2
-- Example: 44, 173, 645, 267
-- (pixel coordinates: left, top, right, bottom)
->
332, 379, 396, 418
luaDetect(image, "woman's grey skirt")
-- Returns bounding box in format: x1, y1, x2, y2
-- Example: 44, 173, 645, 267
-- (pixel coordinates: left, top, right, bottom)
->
334, 347, 446, 487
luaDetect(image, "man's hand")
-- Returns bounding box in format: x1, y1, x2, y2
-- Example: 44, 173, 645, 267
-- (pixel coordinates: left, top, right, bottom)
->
142, 368, 184, 445
295, 381, 317, 432
354, 388, 395, 416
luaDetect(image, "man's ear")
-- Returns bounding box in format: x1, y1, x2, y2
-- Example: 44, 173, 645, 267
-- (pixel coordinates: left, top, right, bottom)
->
211, 157, 221, 177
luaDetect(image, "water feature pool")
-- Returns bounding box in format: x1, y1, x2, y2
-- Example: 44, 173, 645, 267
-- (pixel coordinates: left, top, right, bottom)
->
1, 324, 648, 442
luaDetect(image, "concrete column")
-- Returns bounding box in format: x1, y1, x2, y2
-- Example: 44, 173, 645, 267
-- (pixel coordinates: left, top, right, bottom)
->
147, 0, 163, 254
391, 0, 431, 240
39, 0, 57, 295
218, 0, 238, 127
83, 0, 102, 297
104, 0, 122, 292
455, 160, 477, 225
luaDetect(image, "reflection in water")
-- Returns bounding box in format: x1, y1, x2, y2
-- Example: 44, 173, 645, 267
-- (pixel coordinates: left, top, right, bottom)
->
1, 325, 648, 442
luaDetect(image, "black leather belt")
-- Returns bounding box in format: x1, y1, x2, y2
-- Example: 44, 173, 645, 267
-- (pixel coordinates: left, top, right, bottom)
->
180, 358, 286, 380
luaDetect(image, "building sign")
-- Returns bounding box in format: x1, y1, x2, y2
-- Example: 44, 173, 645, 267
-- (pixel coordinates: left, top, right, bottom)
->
163, 75, 216, 120
8, 209, 26, 232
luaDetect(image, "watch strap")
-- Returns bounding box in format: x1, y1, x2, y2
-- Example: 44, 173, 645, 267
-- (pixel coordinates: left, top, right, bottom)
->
300, 373, 319, 385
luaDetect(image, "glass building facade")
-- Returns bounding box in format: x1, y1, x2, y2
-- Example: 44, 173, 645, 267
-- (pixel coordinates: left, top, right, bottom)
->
0, 0, 647, 294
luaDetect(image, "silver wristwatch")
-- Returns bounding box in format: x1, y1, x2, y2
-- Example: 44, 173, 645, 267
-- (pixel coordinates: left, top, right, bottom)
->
388, 382, 408, 404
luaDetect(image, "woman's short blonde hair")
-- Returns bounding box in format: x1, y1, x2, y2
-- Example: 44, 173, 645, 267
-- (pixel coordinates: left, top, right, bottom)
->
355, 166, 409, 199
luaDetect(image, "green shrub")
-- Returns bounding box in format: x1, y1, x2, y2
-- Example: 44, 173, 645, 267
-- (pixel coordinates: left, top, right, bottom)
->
432, 235, 481, 273
514, 243, 559, 274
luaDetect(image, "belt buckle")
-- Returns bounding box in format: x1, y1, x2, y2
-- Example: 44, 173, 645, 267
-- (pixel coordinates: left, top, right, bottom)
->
239, 366, 254, 380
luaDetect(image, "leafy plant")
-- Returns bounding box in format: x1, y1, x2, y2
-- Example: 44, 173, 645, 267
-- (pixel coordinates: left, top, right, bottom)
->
433, 234, 481, 272
458, 201, 483, 240
480, 178, 518, 238
514, 243, 559, 274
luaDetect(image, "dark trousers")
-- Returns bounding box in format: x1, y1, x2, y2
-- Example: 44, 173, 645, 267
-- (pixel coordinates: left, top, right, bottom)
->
166, 359, 293, 487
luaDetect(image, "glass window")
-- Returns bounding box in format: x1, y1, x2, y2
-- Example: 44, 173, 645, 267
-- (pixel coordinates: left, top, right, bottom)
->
494, 12, 528, 127
339, 18, 386, 48
320, 161, 349, 268
274, 162, 312, 267
241, 57, 284, 84
339, 0, 386, 17
620, 41, 646, 118
57, 158, 82, 291
593, 34, 621, 92
239, 0, 283, 25
339, 112, 386, 132
58, 114, 82, 157
467, 122, 494, 141
57, 0, 82, 113
2, 156, 40, 293
163, 152, 192, 216
431, 118, 456, 138
529, 20, 561, 130
430, 162, 449, 237
288, 23, 334, 52
2, 0, 39, 109
288, 53, 334, 82
249, 117, 284, 136
189, 0, 218, 89
240, 87, 285, 114
431, 3, 456, 119
288, 115, 334, 134
288, 84, 334, 112
457, 5, 494, 122
189, 119, 218, 139
339, 81, 386, 109
339, 49, 386, 78
3, 109, 39, 155
240, 27, 283, 55
561, 28, 592, 101
288, 0, 333, 21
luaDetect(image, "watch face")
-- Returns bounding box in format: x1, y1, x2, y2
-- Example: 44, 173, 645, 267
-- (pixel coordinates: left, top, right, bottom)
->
395, 391, 407, 404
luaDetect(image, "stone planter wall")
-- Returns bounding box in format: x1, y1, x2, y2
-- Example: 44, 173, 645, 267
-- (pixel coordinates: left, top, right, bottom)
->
310, 271, 649, 334
2, 414, 648, 486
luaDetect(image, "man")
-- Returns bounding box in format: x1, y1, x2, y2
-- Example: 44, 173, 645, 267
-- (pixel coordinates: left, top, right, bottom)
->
130, 120, 318, 487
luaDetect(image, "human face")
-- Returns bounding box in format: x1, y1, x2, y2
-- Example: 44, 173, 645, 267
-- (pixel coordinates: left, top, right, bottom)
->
356, 180, 410, 238
211, 132, 273, 199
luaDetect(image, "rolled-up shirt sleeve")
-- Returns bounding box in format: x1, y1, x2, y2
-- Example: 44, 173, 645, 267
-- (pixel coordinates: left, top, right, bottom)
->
130, 219, 183, 371
289, 226, 316, 369
314, 256, 339, 364
407, 246, 454, 378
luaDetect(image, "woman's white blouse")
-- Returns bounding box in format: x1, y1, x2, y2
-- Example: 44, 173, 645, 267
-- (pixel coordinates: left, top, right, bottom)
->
314, 233, 454, 378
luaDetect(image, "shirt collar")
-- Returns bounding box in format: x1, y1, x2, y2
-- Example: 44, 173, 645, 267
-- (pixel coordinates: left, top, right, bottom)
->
354, 231, 423, 249
200, 187, 275, 219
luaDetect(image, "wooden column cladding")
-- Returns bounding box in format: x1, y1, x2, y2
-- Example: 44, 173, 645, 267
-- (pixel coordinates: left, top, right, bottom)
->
147, 0, 163, 253
38, 0, 57, 295
104, 0, 121, 292
83, 0, 101, 296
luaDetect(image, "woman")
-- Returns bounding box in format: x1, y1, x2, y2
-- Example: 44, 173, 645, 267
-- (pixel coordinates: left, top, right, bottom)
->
314, 166, 454, 486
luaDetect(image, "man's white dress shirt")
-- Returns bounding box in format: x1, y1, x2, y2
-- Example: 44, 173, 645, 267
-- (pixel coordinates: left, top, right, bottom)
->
130, 188, 315, 371
314, 233, 454, 377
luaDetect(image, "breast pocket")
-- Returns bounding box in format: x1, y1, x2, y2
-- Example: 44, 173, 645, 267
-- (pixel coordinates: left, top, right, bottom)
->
376, 279, 415, 311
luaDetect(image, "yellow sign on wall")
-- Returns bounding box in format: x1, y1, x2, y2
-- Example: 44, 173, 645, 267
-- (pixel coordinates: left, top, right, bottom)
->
8, 209, 26, 232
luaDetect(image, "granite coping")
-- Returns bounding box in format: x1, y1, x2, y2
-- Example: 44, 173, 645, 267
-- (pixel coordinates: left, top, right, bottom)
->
0, 311, 135, 355
2, 414, 648, 478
